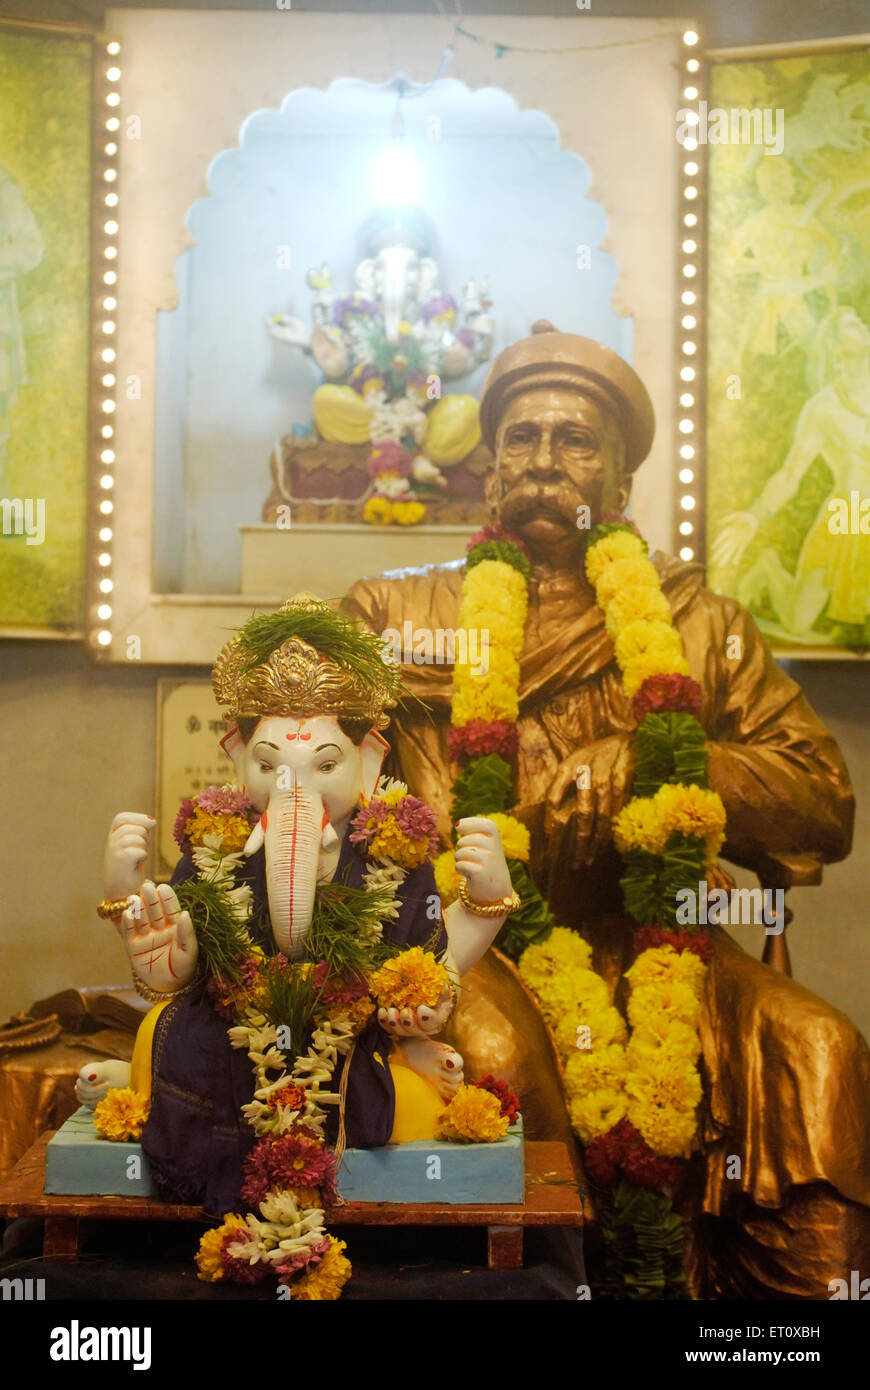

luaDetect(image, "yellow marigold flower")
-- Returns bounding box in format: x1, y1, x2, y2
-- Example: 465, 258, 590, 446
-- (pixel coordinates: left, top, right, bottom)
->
569, 1086, 628, 1143
652, 783, 726, 861
328, 995, 376, 1035
437, 1084, 510, 1143
458, 605, 526, 659
451, 677, 519, 725
187, 807, 250, 850
604, 584, 672, 641
93, 1087, 150, 1142
628, 1099, 697, 1157
529, 970, 607, 1027
367, 815, 431, 869
454, 645, 519, 693
462, 558, 527, 612
585, 529, 646, 586
552, 1000, 627, 1058
288, 1185, 322, 1210
195, 1213, 247, 1283
363, 496, 393, 525
626, 1020, 701, 1068
369, 946, 449, 1011
626, 945, 707, 999
627, 1052, 702, 1112
291, 1236, 352, 1300
595, 556, 660, 608
628, 979, 701, 1032
393, 500, 426, 526
485, 812, 530, 862
613, 797, 668, 855
564, 1041, 627, 1096
433, 849, 460, 906
519, 927, 593, 991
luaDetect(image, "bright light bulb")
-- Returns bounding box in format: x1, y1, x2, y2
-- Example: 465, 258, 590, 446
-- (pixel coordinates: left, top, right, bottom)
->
681, 366, 696, 381
102, 320, 116, 334
104, 246, 118, 260
682, 341, 696, 355
106, 117, 120, 131
97, 629, 112, 646
682, 240, 696, 254
679, 468, 694, 483
682, 291, 696, 305
687, 58, 700, 72
98, 604, 112, 620
684, 87, 698, 100
101, 425, 113, 438
107, 41, 121, 55
99, 527, 113, 542
373, 144, 420, 207
682, 315, 696, 329
679, 419, 694, 434
104, 271, 117, 285
680, 394, 694, 407
104, 220, 118, 235
102, 400, 116, 413
685, 186, 698, 200
100, 474, 114, 488
681, 496, 696, 511
103, 296, 116, 310
684, 137, 698, 151
679, 546, 695, 560
105, 193, 118, 207
684, 213, 698, 227
107, 67, 121, 81
683, 265, 697, 278
679, 520, 693, 535
102, 347, 115, 361
106, 93, 120, 108
684, 162, 698, 176
683, 30, 699, 45
104, 168, 117, 182
99, 577, 113, 593
98, 552, 111, 566
99, 500, 113, 515
100, 450, 114, 464
680, 445, 695, 458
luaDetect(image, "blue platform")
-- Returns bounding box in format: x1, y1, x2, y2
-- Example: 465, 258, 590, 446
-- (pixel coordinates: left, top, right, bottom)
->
45, 1108, 524, 1205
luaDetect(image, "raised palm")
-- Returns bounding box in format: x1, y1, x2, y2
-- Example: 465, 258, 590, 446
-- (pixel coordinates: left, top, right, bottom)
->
123, 880, 199, 995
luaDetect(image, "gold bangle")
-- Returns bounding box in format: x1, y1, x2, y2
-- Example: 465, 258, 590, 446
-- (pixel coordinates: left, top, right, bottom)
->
132, 972, 199, 1004
98, 896, 132, 920
457, 876, 521, 918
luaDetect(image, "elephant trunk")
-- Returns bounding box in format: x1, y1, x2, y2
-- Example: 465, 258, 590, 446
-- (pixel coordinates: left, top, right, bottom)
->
262, 780, 324, 958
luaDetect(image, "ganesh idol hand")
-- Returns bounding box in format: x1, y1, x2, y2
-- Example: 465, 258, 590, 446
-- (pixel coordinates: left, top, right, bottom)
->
377, 987, 454, 1039
453, 816, 513, 904
104, 811, 155, 903
123, 880, 199, 995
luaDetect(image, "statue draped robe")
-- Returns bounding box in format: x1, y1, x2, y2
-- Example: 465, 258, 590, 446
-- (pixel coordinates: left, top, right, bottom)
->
141, 832, 446, 1217
341, 552, 870, 1298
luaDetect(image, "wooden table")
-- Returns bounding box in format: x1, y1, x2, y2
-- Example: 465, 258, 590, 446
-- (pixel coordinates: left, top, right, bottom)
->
0, 1132, 584, 1271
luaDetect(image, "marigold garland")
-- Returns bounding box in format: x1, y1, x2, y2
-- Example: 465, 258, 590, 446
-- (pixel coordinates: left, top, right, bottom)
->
443, 515, 728, 1298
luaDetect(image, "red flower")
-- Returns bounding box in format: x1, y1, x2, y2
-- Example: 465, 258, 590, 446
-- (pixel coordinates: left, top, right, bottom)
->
632, 673, 703, 723
633, 925, 713, 962
448, 720, 518, 762
599, 511, 644, 538
470, 1074, 521, 1125
219, 1226, 271, 1284
274, 1233, 331, 1284
584, 1119, 684, 1191
311, 961, 369, 1009
466, 525, 530, 558
241, 1130, 339, 1209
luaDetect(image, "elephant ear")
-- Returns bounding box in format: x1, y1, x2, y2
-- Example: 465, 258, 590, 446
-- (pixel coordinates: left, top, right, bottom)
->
360, 729, 390, 801
220, 724, 247, 778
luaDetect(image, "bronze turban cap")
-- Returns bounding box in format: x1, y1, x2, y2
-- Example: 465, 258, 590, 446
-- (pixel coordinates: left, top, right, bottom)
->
478, 322, 656, 472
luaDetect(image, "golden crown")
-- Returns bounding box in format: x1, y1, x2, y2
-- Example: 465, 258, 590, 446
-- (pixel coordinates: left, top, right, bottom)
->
211, 594, 402, 728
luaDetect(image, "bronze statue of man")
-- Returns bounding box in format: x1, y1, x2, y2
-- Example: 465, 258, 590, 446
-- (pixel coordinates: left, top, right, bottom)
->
341, 323, 870, 1297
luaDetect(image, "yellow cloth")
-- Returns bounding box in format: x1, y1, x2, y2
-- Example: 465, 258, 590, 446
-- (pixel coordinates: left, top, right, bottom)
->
388, 1052, 443, 1143
129, 1003, 170, 1102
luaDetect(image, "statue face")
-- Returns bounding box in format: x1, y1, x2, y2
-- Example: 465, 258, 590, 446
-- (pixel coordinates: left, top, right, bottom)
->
487, 386, 631, 564
241, 715, 366, 823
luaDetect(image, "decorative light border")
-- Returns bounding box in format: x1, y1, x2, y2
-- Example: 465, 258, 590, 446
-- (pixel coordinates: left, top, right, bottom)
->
673, 27, 706, 566
87, 38, 121, 655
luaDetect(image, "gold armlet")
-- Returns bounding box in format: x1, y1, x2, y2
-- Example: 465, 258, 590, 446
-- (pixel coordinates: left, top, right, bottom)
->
457, 877, 521, 918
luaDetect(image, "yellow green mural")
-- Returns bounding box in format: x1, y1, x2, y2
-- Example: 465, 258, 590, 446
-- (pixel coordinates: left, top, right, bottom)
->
706, 49, 870, 650
0, 28, 91, 631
